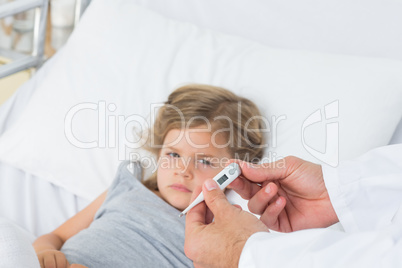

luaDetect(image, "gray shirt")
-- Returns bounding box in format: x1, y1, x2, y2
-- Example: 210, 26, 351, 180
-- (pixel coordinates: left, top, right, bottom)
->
61, 161, 193, 268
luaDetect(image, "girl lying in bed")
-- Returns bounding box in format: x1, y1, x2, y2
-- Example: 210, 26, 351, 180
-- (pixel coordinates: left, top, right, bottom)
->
33, 84, 266, 268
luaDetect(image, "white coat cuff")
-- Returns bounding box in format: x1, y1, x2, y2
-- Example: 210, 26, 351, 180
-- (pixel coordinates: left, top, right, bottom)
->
322, 165, 359, 232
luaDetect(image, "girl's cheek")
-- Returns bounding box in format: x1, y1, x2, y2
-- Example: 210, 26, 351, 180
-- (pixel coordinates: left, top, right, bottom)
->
195, 168, 218, 183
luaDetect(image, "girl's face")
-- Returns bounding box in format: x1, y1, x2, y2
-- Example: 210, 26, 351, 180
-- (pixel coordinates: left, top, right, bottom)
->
156, 127, 232, 210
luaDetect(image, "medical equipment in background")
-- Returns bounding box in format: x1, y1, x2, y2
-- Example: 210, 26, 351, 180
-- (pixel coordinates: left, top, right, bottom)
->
0, 0, 91, 80
0, 0, 48, 79
50, 0, 91, 49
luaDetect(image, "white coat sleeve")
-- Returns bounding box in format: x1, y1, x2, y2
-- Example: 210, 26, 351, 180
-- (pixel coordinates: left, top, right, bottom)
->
239, 144, 402, 268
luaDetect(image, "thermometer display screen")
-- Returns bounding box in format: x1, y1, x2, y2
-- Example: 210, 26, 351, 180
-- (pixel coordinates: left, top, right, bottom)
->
217, 174, 228, 185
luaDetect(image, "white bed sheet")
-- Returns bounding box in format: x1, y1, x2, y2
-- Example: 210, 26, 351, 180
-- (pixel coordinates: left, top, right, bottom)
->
0, 58, 89, 237
0, 161, 89, 237
0, 217, 40, 268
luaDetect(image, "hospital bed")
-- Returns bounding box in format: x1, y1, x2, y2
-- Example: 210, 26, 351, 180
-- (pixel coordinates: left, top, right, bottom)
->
0, 0, 48, 78
0, 0, 401, 266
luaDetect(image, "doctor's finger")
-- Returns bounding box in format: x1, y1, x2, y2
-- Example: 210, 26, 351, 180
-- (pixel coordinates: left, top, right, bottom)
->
229, 175, 263, 200
202, 180, 232, 219
259, 196, 288, 231
247, 182, 279, 215
234, 158, 292, 183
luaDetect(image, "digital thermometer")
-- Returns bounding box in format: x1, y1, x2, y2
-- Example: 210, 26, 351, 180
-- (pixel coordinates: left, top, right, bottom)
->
179, 162, 241, 217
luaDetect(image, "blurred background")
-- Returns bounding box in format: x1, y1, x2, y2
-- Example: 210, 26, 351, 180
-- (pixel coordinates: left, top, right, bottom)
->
0, 0, 76, 56
0, 0, 83, 104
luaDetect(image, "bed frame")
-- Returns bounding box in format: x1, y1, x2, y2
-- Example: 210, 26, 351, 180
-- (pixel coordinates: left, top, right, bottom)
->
0, 0, 91, 80
0, 0, 48, 79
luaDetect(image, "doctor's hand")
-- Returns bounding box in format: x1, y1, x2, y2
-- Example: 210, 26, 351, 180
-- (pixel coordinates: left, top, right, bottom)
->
184, 180, 268, 268
230, 157, 339, 232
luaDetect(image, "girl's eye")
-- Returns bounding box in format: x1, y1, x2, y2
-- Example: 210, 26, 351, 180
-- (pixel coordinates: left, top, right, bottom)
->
198, 159, 212, 166
167, 152, 180, 158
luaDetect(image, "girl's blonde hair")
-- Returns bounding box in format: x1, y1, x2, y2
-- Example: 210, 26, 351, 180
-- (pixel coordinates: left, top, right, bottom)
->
143, 84, 266, 190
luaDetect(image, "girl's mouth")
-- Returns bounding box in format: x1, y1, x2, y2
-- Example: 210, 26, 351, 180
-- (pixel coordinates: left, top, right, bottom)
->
170, 183, 191, 192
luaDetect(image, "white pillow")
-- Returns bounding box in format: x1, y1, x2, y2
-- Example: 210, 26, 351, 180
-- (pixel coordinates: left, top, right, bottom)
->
128, 0, 402, 61
0, 0, 401, 200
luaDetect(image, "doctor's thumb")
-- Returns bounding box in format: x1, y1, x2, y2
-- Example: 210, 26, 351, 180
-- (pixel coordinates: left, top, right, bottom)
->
202, 179, 231, 216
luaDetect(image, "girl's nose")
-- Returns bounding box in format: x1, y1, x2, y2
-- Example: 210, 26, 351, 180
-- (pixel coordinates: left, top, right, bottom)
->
176, 158, 193, 180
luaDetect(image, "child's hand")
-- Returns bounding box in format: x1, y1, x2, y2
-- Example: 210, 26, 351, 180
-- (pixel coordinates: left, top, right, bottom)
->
36, 249, 69, 268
